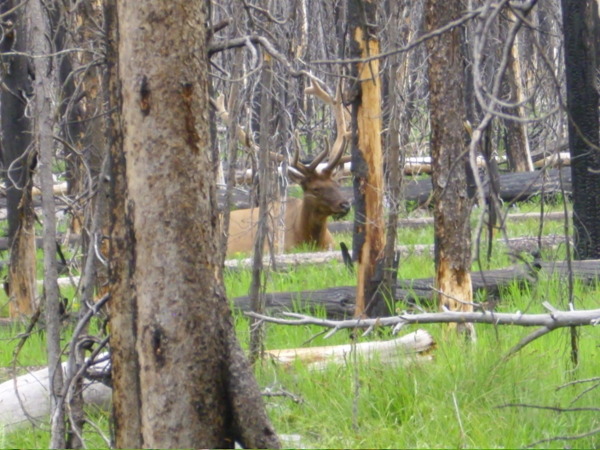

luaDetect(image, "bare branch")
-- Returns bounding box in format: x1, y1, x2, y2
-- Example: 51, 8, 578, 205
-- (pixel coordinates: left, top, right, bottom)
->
245, 308, 600, 332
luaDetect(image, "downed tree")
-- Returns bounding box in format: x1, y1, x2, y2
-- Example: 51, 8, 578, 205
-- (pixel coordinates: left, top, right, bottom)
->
247, 307, 600, 332
264, 329, 434, 371
0, 330, 432, 431
247, 306, 600, 356
329, 210, 567, 234
0, 168, 572, 225
225, 234, 568, 271
233, 259, 600, 318
0, 360, 111, 433
0, 211, 566, 253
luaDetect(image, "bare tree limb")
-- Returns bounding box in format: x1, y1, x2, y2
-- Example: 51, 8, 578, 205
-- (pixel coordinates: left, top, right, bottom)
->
245, 308, 600, 332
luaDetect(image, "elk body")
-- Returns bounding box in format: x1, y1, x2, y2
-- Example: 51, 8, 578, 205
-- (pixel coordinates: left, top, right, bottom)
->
226, 146, 350, 257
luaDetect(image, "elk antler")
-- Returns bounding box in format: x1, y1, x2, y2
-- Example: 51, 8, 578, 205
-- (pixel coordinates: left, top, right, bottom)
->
211, 93, 258, 152
304, 75, 350, 174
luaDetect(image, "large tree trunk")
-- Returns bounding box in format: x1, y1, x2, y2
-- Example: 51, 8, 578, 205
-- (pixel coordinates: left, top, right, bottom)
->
561, 0, 600, 260
348, 0, 386, 318
110, 1, 279, 448
0, 1, 37, 318
426, 0, 475, 337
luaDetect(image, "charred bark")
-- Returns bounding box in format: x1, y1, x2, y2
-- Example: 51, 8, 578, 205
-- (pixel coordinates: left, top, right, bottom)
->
561, 0, 600, 260
426, 0, 475, 336
0, 1, 37, 318
348, 0, 386, 318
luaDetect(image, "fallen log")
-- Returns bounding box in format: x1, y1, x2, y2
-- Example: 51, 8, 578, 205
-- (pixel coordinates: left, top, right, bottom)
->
0, 361, 111, 433
0, 168, 573, 219
249, 307, 600, 331
225, 234, 568, 271
232, 259, 600, 318
234, 155, 487, 183
265, 329, 434, 370
0, 330, 431, 431
328, 210, 567, 235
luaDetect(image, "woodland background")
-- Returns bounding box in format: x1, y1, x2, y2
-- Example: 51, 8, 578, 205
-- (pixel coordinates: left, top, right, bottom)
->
0, 0, 599, 448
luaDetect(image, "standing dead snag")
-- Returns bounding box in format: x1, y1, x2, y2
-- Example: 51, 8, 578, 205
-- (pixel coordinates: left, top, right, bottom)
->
348, 0, 386, 318
109, 1, 279, 447
562, 0, 600, 260
426, 0, 475, 337
0, 1, 37, 318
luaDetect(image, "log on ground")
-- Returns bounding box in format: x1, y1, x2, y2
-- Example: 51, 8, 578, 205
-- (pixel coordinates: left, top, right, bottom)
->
225, 234, 568, 271
232, 260, 600, 318
0, 361, 111, 432
265, 329, 434, 370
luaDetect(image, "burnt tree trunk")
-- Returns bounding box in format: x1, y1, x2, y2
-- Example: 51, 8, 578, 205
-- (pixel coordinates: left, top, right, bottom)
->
426, 0, 475, 337
0, 1, 37, 318
109, 1, 279, 447
348, 0, 386, 318
561, 0, 600, 260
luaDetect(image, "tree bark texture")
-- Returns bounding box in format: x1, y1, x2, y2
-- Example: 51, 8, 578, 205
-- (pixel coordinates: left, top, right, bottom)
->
104, 0, 142, 446
426, 0, 474, 335
63, 1, 106, 235
111, 1, 279, 448
561, 0, 600, 260
0, 1, 34, 242
0, 1, 37, 318
28, 0, 65, 446
503, 9, 533, 173
249, 54, 274, 361
348, 0, 386, 318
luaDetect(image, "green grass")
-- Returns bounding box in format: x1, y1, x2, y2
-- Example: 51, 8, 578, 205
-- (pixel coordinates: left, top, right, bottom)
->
2, 196, 599, 448
245, 278, 600, 449
0, 326, 47, 368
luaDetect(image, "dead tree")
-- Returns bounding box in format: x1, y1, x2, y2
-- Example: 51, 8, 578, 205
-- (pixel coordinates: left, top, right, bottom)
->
348, 0, 386, 318
426, 0, 475, 337
0, 1, 37, 318
109, 1, 279, 447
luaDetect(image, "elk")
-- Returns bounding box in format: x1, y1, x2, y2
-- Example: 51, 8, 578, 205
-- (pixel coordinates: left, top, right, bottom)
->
226, 143, 351, 256
215, 75, 351, 257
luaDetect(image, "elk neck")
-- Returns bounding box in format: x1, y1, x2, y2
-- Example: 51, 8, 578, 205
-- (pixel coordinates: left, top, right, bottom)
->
296, 196, 331, 246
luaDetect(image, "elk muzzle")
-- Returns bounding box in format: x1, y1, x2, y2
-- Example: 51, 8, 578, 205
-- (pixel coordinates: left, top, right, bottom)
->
333, 199, 351, 219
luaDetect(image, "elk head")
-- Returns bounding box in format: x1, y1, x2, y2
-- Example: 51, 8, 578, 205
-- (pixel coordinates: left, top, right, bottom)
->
287, 138, 351, 220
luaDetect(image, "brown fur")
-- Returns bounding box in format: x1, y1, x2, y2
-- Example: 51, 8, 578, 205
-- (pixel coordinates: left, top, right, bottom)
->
226, 170, 350, 257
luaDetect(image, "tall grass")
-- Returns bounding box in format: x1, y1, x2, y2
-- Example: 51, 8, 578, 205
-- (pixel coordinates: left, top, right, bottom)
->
245, 278, 599, 448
